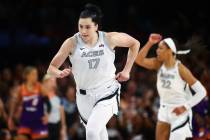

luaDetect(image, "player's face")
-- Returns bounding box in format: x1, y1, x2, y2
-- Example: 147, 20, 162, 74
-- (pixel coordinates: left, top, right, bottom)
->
78, 18, 98, 42
26, 69, 38, 83
156, 41, 170, 61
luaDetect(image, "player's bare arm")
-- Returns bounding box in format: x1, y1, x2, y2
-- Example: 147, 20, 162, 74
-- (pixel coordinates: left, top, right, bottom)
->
172, 63, 207, 115
179, 63, 197, 86
47, 37, 75, 78
106, 32, 140, 81
135, 33, 162, 70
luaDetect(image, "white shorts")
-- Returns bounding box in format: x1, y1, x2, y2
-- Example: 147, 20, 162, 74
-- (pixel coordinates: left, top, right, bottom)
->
158, 104, 193, 140
76, 80, 121, 125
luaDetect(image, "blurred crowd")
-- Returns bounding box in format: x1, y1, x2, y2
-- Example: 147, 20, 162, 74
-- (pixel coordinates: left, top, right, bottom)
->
0, 0, 210, 140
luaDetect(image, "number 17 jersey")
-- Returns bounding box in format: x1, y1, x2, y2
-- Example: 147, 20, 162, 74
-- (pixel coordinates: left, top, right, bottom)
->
69, 31, 116, 90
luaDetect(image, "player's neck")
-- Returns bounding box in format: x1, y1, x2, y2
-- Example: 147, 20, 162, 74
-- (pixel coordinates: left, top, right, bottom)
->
164, 57, 176, 69
86, 32, 99, 47
26, 81, 33, 86
26, 81, 35, 91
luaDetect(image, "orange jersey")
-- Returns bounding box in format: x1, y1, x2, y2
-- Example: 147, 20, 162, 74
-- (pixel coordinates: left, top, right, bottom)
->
20, 82, 41, 97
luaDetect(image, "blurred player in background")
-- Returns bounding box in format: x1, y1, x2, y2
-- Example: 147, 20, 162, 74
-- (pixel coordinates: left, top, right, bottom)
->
135, 33, 206, 140
8, 66, 50, 140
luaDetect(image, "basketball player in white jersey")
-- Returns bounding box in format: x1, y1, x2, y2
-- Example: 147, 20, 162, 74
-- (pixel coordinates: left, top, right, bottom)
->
135, 33, 206, 140
47, 3, 140, 140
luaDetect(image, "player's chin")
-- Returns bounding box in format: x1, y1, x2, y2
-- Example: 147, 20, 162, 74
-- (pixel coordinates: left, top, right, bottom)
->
121, 78, 129, 82
81, 36, 89, 42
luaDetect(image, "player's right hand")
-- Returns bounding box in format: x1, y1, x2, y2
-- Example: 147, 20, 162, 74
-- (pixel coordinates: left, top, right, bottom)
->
149, 33, 162, 44
59, 68, 71, 78
172, 106, 187, 116
115, 71, 130, 82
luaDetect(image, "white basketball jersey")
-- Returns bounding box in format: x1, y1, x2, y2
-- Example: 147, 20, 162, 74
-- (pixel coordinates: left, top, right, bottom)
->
157, 61, 192, 105
69, 31, 116, 89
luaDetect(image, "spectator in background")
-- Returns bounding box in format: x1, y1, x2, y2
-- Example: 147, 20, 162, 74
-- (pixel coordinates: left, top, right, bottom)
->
42, 74, 67, 140
0, 68, 13, 103
61, 85, 79, 140
0, 98, 11, 140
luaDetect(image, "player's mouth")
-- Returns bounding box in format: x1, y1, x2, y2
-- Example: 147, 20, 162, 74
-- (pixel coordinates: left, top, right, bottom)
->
81, 34, 88, 38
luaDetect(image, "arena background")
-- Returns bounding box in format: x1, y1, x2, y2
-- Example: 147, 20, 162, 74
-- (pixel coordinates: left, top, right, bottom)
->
0, 0, 210, 140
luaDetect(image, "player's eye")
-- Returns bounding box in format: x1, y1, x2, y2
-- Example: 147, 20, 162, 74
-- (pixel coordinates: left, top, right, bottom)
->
79, 25, 83, 29
85, 26, 91, 29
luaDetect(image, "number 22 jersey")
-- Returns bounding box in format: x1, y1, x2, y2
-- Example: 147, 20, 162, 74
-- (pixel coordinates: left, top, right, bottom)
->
157, 60, 192, 106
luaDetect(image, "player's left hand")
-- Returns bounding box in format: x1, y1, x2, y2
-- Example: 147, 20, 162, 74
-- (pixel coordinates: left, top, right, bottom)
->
172, 106, 187, 116
59, 68, 71, 78
115, 71, 130, 82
